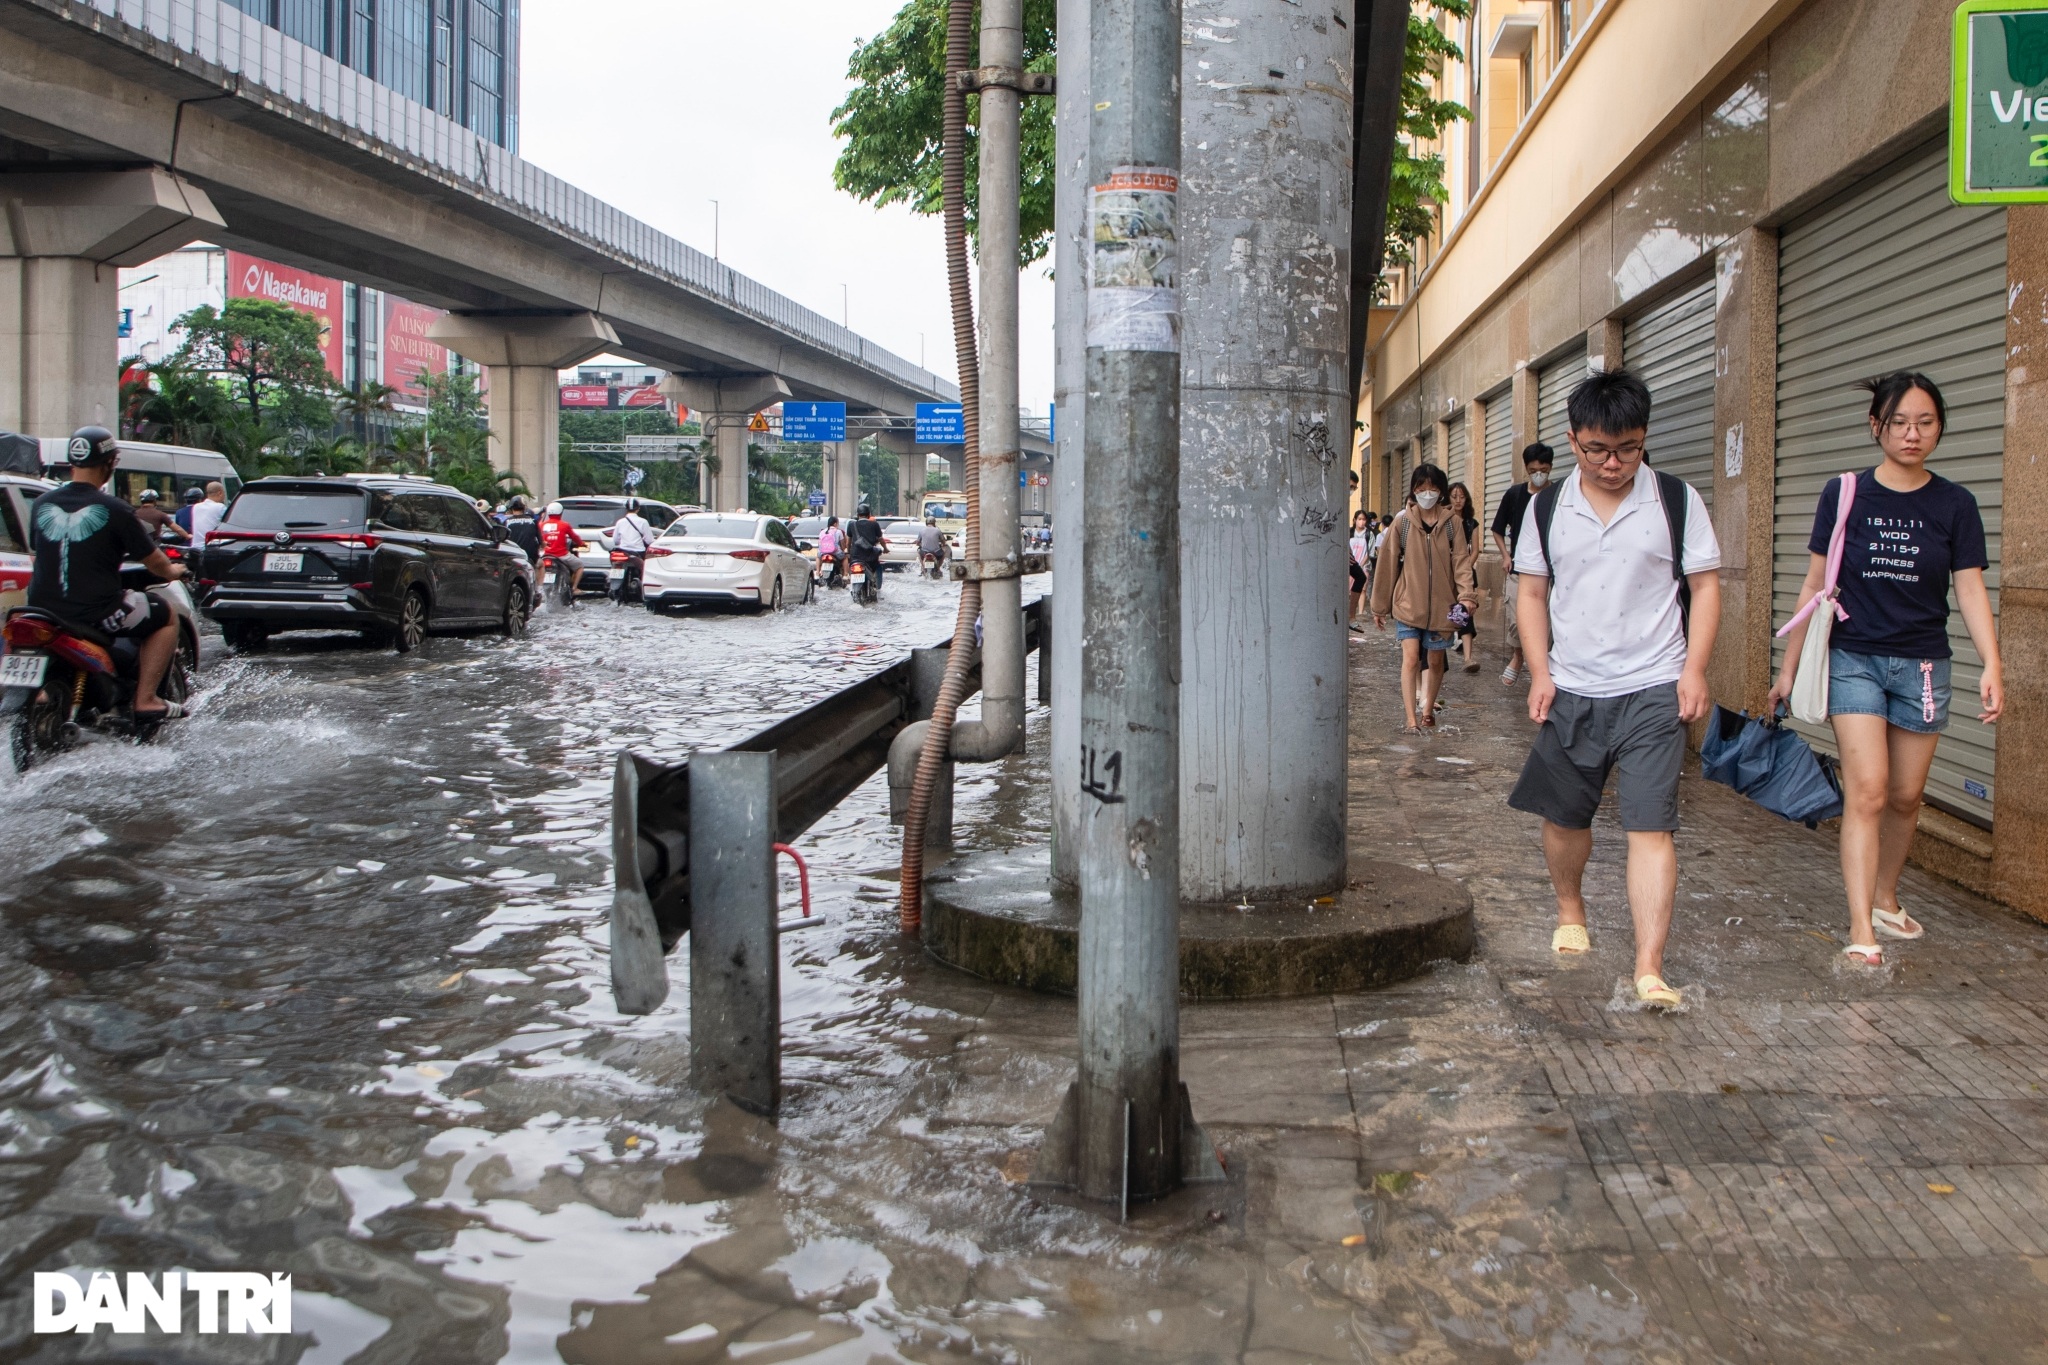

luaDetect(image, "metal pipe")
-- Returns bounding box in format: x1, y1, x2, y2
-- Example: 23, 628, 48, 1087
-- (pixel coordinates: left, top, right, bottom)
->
948, 0, 1026, 764
1074, 0, 1184, 1203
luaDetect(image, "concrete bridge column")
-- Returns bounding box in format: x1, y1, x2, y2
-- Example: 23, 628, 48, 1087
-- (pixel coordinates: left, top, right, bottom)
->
825, 439, 861, 518
944, 452, 967, 492
668, 376, 792, 514
0, 169, 223, 435
427, 313, 617, 505
875, 429, 919, 517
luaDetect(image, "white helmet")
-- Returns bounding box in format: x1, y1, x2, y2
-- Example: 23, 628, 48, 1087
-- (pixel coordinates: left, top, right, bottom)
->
545, 501, 564, 516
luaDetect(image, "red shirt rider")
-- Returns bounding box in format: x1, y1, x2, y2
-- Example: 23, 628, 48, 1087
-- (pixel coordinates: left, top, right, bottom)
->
538, 514, 585, 560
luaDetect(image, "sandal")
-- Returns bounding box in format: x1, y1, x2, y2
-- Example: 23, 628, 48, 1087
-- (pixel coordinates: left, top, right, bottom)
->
1463, 660, 1480, 674
133, 701, 187, 721
1419, 712, 1436, 730
1842, 942, 1883, 966
1634, 975, 1682, 1010
1501, 664, 1520, 685
1872, 907, 1923, 941
1552, 924, 1590, 954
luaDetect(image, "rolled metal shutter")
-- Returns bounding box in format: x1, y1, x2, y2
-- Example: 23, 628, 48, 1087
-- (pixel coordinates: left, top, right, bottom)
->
1774, 142, 2005, 825
1446, 414, 1468, 486
1536, 347, 1584, 453
1483, 386, 1513, 526
1626, 278, 1717, 508
1399, 440, 1415, 494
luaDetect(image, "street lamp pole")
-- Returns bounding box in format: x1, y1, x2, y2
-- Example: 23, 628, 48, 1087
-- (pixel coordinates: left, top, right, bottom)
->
710, 199, 720, 263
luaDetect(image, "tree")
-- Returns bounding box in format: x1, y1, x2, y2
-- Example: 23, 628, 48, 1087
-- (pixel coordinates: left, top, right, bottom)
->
171, 299, 334, 432
123, 356, 239, 450
832, 0, 1058, 266
1384, 2, 1473, 288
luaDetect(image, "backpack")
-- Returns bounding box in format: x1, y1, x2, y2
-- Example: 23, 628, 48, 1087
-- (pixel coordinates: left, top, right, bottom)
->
1533, 470, 1693, 633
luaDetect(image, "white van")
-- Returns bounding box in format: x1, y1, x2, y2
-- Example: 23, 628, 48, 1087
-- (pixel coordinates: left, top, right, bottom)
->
39, 437, 242, 506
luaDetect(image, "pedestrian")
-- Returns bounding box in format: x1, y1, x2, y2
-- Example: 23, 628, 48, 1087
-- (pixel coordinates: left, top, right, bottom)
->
1491, 442, 1555, 687
1448, 482, 1481, 673
1369, 464, 1478, 734
1347, 509, 1371, 633
188, 480, 228, 549
132, 488, 188, 544
1509, 369, 1721, 1010
1769, 372, 2002, 966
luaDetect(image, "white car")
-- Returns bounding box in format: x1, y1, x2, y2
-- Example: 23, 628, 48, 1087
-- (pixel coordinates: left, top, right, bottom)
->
879, 517, 923, 571
642, 513, 815, 613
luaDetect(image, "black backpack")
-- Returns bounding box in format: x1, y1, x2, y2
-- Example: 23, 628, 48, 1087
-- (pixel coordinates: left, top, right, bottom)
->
1532, 470, 1694, 633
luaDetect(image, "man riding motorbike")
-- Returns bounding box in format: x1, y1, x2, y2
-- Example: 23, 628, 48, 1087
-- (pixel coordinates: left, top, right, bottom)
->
134, 489, 189, 545
537, 501, 586, 598
501, 496, 542, 566
845, 504, 885, 601
916, 516, 949, 579
22, 427, 187, 718
608, 498, 657, 603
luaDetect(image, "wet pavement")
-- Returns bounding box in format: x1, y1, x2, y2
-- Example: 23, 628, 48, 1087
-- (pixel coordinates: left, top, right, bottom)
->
5, 583, 2048, 1362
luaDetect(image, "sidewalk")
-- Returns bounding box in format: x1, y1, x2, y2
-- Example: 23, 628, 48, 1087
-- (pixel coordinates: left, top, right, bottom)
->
866, 624, 2048, 1363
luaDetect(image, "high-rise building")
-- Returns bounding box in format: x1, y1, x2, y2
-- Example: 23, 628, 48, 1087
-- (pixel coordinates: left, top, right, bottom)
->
221, 0, 519, 153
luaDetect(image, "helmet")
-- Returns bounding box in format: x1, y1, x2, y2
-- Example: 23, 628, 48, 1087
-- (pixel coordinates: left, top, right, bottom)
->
67, 425, 118, 466
183, 487, 205, 504
626, 498, 640, 513
545, 501, 564, 516
506, 495, 528, 513
138, 489, 161, 503
857, 503, 872, 517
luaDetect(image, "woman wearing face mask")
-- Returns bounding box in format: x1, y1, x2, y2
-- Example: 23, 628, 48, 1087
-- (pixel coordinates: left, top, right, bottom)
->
1491, 444, 1556, 687
1370, 464, 1479, 733
1347, 509, 1372, 632
1770, 372, 2002, 967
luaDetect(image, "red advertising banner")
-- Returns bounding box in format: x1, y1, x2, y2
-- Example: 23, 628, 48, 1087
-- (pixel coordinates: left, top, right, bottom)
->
227, 252, 344, 379
621, 384, 666, 408
382, 296, 448, 402
560, 385, 612, 408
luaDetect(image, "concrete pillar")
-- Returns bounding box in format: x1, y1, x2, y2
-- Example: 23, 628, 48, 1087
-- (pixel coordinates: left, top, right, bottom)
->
0, 169, 223, 435
1050, 0, 1091, 890
878, 429, 919, 517
824, 439, 860, 518
1708, 227, 1778, 718
1176, 0, 1353, 903
944, 451, 967, 491
665, 375, 792, 514
1993, 205, 2048, 920
1589, 316, 1625, 375
1510, 361, 1537, 476
426, 312, 618, 504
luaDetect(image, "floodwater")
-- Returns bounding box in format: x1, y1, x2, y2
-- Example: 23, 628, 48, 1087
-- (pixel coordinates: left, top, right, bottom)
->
0, 574, 1065, 1364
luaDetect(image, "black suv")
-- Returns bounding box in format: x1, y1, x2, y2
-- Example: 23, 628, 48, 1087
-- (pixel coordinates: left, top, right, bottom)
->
197, 476, 535, 652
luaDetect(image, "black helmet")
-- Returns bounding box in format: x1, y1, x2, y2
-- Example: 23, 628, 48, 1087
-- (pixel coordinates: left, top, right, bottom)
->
138, 489, 161, 503
626, 498, 640, 513
857, 503, 872, 517
183, 487, 205, 504
67, 426, 118, 466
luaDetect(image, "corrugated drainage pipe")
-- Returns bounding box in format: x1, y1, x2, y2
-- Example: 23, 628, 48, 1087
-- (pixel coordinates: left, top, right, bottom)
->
899, 0, 982, 937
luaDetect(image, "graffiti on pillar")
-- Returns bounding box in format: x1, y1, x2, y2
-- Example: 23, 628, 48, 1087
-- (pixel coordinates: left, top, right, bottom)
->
1080, 746, 1127, 805
1294, 412, 1336, 468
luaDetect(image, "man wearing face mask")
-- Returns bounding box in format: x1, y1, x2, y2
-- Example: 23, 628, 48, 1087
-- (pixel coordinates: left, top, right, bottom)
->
1491, 443, 1555, 687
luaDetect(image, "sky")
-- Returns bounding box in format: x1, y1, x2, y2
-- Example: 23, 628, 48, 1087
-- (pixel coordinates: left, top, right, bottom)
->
519, 0, 1056, 414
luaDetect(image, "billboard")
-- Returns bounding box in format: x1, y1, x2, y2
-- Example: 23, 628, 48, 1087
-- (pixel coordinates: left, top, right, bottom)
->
621, 384, 667, 408
560, 385, 612, 408
382, 296, 449, 402
227, 252, 343, 379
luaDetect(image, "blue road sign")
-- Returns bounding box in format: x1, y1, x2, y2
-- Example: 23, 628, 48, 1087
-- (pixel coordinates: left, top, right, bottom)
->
916, 403, 965, 444
782, 402, 846, 443
808, 490, 827, 510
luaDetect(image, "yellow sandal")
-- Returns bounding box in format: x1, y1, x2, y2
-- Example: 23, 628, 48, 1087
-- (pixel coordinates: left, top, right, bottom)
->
1552, 924, 1591, 954
1634, 975, 1683, 1010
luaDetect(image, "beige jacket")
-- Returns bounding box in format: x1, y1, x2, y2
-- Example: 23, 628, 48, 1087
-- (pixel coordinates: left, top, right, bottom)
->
1368, 508, 1479, 631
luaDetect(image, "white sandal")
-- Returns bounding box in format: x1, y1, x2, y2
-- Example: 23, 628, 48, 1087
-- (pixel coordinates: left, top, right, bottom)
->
1842, 942, 1882, 966
1873, 907, 1923, 941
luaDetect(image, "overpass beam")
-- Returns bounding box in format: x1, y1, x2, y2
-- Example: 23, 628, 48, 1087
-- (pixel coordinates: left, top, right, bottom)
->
667, 376, 791, 512
0, 169, 224, 435
427, 312, 618, 505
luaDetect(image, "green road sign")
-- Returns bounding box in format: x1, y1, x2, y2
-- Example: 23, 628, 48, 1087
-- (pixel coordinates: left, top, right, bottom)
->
1953, 0, 2048, 203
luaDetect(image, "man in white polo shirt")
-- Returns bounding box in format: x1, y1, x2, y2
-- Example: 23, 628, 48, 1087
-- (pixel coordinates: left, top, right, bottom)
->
1511, 369, 1721, 1010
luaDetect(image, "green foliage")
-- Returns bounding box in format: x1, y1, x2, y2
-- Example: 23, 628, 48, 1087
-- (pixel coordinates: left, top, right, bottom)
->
171, 299, 334, 431
557, 408, 705, 506
860, 440, 902, 514
832, 0, 1058, 267
1384, 3, 1473, 287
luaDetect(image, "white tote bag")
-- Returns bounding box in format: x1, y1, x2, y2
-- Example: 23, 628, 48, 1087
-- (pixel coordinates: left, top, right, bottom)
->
1776, 472, 1856, 725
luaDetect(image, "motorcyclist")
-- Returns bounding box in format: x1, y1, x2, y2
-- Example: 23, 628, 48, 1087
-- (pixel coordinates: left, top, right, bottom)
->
23, 427, 187, 718
501, 496, 542, 565
916, 516, 948, 577
815, 516, 845, 586
537, 501, 587, 596
608, 498, 656, 602
133, 489, 189, 544
846, 504, 885, 596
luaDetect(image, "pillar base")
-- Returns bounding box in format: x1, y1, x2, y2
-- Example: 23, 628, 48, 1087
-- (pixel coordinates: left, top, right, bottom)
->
920, 846, 1475, 999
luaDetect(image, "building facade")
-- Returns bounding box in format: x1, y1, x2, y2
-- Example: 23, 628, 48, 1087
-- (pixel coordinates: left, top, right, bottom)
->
222, 0, 519, 152
1366, 0, 2047, 917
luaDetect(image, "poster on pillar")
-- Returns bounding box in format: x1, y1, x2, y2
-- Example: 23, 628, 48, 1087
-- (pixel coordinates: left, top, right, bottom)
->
382, 297, 449, 403
227, 253, 344, 379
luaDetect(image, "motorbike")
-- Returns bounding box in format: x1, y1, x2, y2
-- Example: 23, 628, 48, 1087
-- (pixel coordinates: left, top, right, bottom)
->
815, 551, 845, 590
919, 549, 948, 581
540, 555, 577, 606
607, 550, 645, 606
847, 556, 881, 605
1, 575, 199, 772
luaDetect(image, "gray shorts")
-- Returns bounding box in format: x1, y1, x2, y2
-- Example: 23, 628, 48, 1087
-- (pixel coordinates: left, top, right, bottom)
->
1508, 683, 1684, 832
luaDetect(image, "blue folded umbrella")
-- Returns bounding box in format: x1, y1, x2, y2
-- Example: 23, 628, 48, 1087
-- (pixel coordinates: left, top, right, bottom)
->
1700, 706, 1843, 828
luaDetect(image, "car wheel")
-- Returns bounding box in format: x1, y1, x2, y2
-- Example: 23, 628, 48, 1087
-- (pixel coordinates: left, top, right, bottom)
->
500, 582, 530, 638
221, 623, 268, 654
759, 576, 782, 615
394, 588, 429, 653
801, 574, 815, 606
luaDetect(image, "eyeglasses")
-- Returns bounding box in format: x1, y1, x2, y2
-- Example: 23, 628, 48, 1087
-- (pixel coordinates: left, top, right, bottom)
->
1882, 416, 1940, 435
1576, 441, 1644, 463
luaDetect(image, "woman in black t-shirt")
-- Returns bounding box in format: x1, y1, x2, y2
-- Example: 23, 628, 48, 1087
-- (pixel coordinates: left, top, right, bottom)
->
1771, 372, 2003, 966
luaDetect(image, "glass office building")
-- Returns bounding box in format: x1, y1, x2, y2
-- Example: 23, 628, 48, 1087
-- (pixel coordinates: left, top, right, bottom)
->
224, 0, 518, 153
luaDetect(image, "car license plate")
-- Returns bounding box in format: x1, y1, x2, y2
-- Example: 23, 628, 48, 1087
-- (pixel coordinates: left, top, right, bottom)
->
0, 652, 48, 688
688, 554, 715, 568
263, 553, 304, 574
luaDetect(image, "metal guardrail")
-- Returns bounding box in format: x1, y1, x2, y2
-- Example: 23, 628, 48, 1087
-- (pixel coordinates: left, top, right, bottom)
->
610, 596, 1048, 1115
51, 0, 958, 404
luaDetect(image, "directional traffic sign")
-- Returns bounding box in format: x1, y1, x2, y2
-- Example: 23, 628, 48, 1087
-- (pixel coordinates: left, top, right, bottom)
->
1953, 1, 2048, 202
916, 403, 965, 445
782, 401, 847, 442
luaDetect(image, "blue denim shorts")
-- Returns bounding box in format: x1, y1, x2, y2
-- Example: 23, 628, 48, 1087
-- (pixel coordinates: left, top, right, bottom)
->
1395, 622, 1455, 652
1828, 649, 1951, 733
